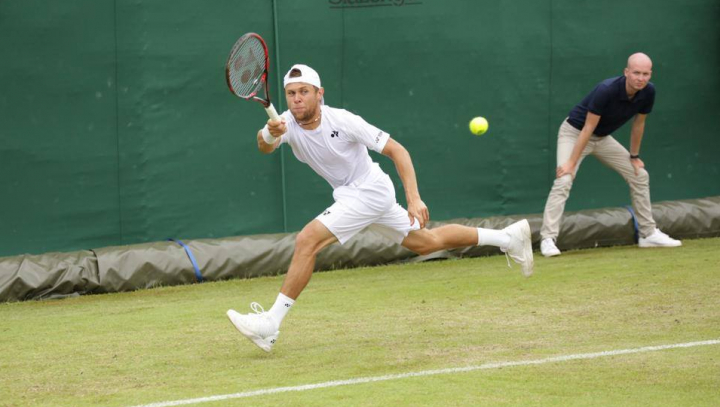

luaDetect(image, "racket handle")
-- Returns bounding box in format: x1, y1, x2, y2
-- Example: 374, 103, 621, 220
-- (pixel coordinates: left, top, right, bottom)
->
265, 104, 280, 121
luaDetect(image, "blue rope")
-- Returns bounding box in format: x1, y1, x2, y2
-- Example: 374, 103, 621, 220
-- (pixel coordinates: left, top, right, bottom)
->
168, 239, 203, 282
625, 206, 640, 243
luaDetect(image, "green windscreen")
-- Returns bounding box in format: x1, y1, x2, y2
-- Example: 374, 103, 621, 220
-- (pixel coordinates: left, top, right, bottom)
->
1, 0, 718, 257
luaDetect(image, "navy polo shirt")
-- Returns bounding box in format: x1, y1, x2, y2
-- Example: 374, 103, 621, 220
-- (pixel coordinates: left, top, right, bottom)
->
567, 76, 655, 136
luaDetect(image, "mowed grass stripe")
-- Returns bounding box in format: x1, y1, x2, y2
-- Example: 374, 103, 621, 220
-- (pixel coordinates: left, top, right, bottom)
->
0, 237, 718, 407
128, 339, 720, 407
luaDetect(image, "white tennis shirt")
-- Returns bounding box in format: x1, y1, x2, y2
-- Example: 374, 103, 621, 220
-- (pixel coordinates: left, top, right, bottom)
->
276, 105, 391, 189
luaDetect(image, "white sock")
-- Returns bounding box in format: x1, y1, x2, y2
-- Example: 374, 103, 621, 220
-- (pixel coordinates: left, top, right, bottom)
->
477, 227, 511, 248
268, 293, 295, 326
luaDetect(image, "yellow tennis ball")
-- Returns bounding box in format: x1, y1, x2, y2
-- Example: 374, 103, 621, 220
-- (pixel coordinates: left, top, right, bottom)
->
469, 117, 489, 135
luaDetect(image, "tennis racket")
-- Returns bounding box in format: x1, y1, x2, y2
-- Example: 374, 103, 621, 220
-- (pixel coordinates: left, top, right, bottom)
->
225, 33, 280, 121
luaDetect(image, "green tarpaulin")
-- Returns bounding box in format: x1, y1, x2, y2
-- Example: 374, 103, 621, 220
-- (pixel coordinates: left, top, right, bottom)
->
2, 197, 719, 302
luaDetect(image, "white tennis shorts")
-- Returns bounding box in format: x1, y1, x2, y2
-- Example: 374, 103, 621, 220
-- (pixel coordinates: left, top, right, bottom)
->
316, 171, 420, 244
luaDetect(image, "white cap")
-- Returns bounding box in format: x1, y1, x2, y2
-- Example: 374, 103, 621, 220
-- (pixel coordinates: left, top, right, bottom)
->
283, 64, 322, 89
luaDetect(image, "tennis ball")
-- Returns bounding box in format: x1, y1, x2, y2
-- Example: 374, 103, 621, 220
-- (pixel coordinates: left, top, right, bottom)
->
469, 117, 489, 135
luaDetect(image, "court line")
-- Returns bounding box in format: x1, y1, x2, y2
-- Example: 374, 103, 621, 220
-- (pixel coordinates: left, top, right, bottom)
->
129, 339, 720, 407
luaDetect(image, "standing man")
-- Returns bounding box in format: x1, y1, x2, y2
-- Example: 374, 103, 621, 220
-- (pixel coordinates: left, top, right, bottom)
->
227, 64, 533, 352
540, 53, 681, 257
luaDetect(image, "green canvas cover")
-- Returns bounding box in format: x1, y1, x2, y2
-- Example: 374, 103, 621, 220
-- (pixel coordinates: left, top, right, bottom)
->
1, 197, 718, 302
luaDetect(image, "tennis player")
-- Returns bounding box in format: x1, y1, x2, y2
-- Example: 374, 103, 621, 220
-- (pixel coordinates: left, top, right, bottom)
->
227, 64, 533, 352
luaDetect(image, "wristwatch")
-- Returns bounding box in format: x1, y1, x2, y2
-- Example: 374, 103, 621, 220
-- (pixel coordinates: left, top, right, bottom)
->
630, 154, 640, 159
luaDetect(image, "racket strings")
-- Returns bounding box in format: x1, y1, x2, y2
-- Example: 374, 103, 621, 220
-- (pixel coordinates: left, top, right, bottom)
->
227, 38, 267, 98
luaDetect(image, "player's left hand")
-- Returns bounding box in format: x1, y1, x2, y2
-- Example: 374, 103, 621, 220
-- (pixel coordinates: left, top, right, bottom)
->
408, 199, 430, 229
630, 157, 645, 175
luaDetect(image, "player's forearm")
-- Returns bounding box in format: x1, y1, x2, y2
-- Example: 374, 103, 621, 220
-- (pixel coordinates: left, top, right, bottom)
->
257, 119, 286, 154
392, 148, 422, 204
257, 130, 276, 154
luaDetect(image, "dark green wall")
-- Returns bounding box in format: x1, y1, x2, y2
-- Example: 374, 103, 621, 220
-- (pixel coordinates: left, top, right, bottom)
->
1, 0, 719, 257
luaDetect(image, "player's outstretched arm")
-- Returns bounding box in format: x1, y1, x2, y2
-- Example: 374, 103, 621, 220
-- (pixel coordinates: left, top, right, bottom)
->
257, 129, 278, 154
381, 138, 429, 228
257, 118, 286, 154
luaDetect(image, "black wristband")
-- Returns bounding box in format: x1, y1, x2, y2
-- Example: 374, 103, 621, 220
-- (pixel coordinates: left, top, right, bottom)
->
630, 154, 640, 159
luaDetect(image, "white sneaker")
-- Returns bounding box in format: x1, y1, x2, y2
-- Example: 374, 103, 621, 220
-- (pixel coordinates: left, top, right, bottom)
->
226, 303, 279, 352
639, 229, 682, 248
541, 238, 561, 257
501, 219, 534, 277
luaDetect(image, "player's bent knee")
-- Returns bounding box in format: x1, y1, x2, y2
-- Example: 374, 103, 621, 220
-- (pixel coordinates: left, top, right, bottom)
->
295, 227, 323, 253
402, 230, 441, 255
295, 221, 337, 255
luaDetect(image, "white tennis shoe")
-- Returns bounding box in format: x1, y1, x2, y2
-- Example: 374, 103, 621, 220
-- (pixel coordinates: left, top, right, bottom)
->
227, 303, 279, 353
501, 219, 534, 277
639, 229, 682, 248
540, 238, 561, 257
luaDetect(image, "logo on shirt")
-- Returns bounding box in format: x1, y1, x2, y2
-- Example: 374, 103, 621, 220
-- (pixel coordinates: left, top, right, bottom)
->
322, 210, 331, 216
375, 131, 382, 144
330, 130, 339, 138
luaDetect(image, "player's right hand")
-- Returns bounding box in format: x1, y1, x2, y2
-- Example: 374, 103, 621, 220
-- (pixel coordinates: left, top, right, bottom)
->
267, 118, 287, 137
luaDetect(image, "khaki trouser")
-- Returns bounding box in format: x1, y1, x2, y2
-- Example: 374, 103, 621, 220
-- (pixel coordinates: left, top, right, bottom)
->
540, 119, 656, 240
